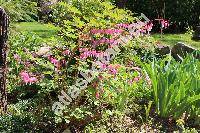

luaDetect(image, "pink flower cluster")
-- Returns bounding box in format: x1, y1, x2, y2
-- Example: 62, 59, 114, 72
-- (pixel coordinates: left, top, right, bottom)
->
79, 49, 108, 60
14, 54, 21, 62
127, 21, 147, 29
20, 71, 37, 84
116, 23, 130, 28
144, 22, 154, 32
79, 48, 89, 52
88, 21, 154, 51
48, 55, 67, 71
128, 76, 142, 84
97, 62, 121, 75
161, 19, 169, 29
47, 48, 70, 68
95, 91, 100, 99
107, 64, 118, 75
62, 49, 71, 55
116, 21, 153, 35
90, 29, 123, 35
92, 38, 119, 46
95, 87, 105, 99
48, 56, 59, 67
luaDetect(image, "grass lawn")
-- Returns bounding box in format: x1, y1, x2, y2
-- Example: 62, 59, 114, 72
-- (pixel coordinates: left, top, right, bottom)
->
152, 33, 200, 49
13, 22, 59, 39
13, 22, 200, 49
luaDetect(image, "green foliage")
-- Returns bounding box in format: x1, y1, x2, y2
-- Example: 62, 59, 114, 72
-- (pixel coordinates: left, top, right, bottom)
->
144, 101, 153, 122
100, 66, 149, 110
83, 66, 152, 132
4, 31, 64, 132
0, 99, 58, 132
0, 0, 37, 22
51, 0, 134, 41
123, 0, 200, 31
7, 31, 67, 94
143, 55, 200, 119
84, 110, 135, 132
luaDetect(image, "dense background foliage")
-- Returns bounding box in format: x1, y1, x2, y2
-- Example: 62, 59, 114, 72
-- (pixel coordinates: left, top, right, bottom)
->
115, 0, 200, 32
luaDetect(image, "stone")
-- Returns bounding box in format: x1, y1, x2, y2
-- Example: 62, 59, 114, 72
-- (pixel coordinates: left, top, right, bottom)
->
171, 42, 200, 61
155, 44, 170, 57
36, 46, 51, 56
192, 26, 200, 40
63, 128, 71, 133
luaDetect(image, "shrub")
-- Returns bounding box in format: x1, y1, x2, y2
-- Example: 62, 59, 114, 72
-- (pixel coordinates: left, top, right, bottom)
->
5, 1, 156, 132
51, 0, 134, 41
0, 0, 37, 22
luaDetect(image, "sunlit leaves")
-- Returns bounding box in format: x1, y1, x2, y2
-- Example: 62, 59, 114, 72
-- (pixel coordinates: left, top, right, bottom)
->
143, 55, 200, 119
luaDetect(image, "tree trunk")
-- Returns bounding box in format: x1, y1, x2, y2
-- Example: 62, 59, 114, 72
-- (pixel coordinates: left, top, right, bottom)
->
0, 8, 8, 114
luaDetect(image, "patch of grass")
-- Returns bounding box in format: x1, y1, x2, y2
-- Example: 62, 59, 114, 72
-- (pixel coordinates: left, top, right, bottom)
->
13, 22, 60, 39
12, 23, 200, 49
152, 34, 200, 49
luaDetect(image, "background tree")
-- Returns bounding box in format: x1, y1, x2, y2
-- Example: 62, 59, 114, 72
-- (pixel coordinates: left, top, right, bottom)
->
0, 7, 8, 114
115, 0, 200, 32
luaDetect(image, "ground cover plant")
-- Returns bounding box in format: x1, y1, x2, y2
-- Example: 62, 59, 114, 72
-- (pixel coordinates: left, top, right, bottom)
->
0, 0, 199, 132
